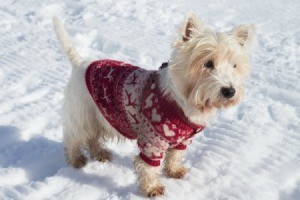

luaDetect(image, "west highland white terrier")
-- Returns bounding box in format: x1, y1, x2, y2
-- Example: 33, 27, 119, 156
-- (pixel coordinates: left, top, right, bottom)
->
53, 13, 255, 197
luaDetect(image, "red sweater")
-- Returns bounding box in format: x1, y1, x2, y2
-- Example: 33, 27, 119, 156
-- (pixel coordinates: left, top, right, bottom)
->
85, 59, 204, 166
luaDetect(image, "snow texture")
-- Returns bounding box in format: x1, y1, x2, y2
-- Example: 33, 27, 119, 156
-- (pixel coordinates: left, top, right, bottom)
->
0, 0, 299, 199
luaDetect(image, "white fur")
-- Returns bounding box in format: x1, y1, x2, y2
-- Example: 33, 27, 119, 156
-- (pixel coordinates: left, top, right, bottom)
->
134, 156, 164, 197
53, 13, 255, 197
53, 17, 124, 164
53, 17, 83, 67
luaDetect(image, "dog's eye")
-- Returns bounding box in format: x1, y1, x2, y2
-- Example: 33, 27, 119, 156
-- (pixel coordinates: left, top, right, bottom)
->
233, 64, 237, 68
205, 60, 214, 69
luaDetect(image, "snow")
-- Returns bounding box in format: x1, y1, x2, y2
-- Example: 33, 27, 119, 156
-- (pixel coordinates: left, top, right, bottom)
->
0, 0, 299, 199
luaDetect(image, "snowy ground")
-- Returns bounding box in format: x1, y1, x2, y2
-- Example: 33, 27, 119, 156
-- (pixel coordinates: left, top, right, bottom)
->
0, 0, 299, 199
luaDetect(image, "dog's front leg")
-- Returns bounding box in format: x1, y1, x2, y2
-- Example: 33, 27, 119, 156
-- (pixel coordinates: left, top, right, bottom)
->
163, 148, 187, 179
134, 156, 165, 197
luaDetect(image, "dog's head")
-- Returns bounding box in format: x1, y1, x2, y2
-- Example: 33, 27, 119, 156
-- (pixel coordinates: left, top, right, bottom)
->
168, 13, 255, 118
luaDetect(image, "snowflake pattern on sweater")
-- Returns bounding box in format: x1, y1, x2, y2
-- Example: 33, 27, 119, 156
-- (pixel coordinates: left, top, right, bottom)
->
85, 59, 205, 166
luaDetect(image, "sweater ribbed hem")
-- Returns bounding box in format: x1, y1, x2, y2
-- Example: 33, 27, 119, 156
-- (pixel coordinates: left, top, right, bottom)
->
139, 152, 160, 167
174, 144, 187, 150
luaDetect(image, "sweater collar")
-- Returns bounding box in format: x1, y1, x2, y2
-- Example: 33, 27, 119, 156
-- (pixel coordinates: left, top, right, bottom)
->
149, 72, 205, 133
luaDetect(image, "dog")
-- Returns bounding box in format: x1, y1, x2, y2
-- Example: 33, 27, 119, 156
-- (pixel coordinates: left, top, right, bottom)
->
53, 13, 255, 197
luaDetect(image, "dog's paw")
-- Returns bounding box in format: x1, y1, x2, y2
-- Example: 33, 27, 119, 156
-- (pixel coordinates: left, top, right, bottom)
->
146, 185, 165, 198
95, 149, 112, 163
70, 155, 87, 168
164, 166, 187, 179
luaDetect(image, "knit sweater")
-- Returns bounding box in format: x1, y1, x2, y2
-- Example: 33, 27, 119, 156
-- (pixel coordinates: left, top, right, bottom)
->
85, 59, 205, 166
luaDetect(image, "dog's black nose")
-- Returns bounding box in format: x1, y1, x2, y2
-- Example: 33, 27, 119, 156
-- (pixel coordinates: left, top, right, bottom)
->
221, 87, 236, 99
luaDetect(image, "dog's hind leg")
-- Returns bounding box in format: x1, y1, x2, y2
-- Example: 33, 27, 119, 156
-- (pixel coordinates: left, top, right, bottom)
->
63, 128, 87, 168
62, 68, 94, 168
87, 132, 112, 163
86, 102, 116, 163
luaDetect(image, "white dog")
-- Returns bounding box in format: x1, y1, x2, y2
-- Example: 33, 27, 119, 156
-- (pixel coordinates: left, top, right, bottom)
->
53, 14, 255, 197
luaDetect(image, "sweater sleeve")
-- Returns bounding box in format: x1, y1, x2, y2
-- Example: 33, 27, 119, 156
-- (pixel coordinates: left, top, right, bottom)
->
137, 131, 169, 166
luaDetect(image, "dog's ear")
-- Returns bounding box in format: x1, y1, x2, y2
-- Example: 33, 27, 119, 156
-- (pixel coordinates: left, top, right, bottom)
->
181, 13, 204, 42
232, 24, 256, 49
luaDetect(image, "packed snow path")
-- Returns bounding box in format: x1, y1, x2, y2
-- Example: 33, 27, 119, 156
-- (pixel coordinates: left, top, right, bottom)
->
0, 0, 299, 199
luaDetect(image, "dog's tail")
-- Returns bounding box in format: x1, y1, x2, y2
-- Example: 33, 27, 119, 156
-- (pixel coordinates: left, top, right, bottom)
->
53, 17, 82, 68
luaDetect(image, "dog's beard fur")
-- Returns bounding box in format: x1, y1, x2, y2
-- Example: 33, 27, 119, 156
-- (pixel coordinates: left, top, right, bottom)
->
160, 13, 255, 125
